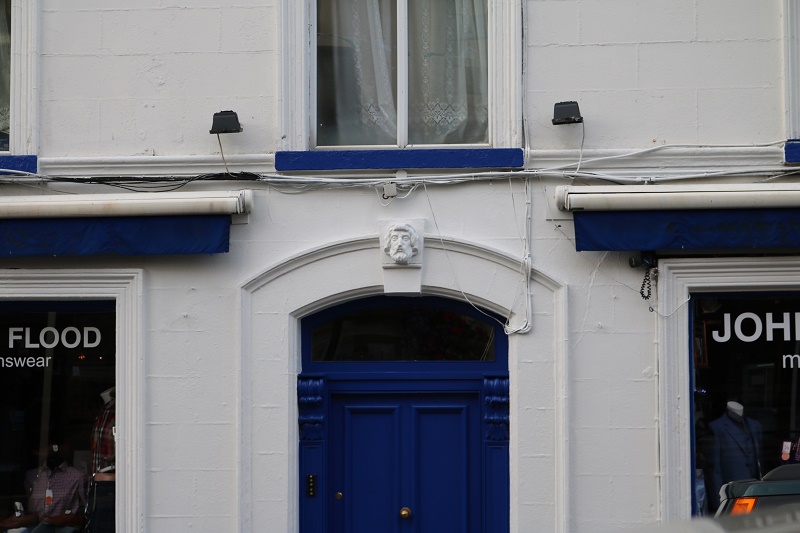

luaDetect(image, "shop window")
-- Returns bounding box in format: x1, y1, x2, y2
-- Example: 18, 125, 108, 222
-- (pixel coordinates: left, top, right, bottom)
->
0, 301, 116, 531
316, 0, 488, 147
692, 293, 800, 516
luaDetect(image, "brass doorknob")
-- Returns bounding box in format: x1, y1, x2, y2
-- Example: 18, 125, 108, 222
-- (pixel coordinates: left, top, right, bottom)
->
399, 507, 412, 519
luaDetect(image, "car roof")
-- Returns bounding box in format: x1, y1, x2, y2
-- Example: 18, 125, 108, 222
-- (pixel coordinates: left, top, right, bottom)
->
763, 464, 800, 481
720, 465, 800, 499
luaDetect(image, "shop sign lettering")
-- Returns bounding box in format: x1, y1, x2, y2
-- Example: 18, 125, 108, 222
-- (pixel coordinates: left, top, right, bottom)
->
710, 312, 800, 343
0, 326, 102, 369
0, 355, 51, 368
710, 313, 800, 369
8, 326, 101, 349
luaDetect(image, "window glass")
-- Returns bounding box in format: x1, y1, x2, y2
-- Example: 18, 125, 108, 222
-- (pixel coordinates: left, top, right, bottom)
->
0, 301, 115, 530
407, 0, 488, 145
692, 294, 800, 516
316, 0, 488, 147
0, 0, 9, 151
308, 297, 496, 362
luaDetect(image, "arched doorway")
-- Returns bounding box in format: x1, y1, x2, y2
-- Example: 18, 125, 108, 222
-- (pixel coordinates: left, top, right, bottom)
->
298, 295, 510, 533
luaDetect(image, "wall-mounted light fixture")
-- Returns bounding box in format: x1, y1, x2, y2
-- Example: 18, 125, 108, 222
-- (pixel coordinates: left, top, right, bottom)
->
552, 101, 583, 125
210, 110, 242, 134
210, 111, 242, 175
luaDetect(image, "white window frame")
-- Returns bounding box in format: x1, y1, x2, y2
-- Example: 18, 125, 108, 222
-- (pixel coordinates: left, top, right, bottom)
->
657, 257, 800, 521
9, 0, 35, 154
0, 269, 143, 531
786, 0, 800, 139
279, 0, 521, 152
787, 0, 800, 139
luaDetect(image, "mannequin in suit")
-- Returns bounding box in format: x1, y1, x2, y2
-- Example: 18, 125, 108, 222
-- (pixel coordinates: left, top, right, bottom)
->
705, 401, 762, 512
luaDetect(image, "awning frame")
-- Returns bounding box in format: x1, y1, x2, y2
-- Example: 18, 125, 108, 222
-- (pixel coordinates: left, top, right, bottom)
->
0, 190, 254, 257
0, 190, 254, 218
556, 184, 800, 212
556, 185, 800, 252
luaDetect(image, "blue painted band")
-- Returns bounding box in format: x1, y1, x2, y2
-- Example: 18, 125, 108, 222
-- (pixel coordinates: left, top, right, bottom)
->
275, 148, 524, 171
0, 155, 37, 174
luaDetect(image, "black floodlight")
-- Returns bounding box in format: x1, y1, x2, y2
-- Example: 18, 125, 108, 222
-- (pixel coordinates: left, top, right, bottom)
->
552, 101, 583, 125
210, 110, 242, 134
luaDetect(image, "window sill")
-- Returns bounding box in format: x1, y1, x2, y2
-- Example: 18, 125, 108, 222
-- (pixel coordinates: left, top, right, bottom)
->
274, 148, 524, 172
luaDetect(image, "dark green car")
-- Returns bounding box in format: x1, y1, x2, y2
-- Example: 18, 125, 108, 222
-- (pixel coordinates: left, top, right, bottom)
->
716, 464, 800, 517
624, 467, 800, 532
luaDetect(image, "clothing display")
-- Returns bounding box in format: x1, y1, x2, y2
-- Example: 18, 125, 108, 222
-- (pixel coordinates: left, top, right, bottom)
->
85, 481, 114, 533
90, 397, 115, 474
86, 391, 115, 533
26, 462, 88, 521
705, 403, 762, 511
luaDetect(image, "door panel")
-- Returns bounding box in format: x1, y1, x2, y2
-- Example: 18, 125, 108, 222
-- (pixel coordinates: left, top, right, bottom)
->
343, 405, 400, 533
330, 392, 480, 533
415, 405, 477, 532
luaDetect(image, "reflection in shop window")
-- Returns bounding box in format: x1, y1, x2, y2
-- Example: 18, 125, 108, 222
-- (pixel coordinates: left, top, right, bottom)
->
692, 294, 800, 516
0, 301, 115, 531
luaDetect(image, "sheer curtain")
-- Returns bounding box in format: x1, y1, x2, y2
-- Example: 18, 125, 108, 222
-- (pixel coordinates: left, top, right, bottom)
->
408, 0, 488, 145
318, 0, 488, 147
318, 0, 397, 146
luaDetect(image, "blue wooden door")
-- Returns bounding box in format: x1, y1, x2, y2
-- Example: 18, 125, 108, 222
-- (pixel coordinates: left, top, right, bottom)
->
299, 296, 509, 533
328, 391, 481, 533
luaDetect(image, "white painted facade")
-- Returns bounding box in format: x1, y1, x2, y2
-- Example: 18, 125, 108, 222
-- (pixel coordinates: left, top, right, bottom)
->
0, 1, 796, 531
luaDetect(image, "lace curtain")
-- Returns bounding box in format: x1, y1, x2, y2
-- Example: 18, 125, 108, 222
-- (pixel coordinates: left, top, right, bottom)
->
317, 0, 488, 146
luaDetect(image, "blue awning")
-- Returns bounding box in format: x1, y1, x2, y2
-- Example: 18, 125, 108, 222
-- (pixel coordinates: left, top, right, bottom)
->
0, 215, 231, 257
573, 208, 800, 252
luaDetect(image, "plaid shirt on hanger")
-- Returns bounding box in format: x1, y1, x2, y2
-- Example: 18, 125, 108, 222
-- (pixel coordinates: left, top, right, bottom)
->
91, 398, 116, 473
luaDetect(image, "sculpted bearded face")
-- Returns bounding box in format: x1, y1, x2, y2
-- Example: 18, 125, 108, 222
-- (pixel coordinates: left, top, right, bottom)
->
384, 224, 419, 264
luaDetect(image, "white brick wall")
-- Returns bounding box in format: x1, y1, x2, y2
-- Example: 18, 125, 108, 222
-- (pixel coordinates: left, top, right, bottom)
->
525, 0, 785, 149
15, 1, 792, 531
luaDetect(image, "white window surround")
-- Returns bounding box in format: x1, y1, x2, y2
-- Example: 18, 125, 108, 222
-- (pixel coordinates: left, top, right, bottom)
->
278, 0, 522, 152
786, 0, 800, 139
0, 269, 143, 532
657, 257, 800, 521
9, 0, 35, 155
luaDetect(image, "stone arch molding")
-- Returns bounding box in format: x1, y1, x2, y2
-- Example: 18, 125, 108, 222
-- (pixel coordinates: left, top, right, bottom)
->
243, 235, 533, 319
237, 235, 567, 533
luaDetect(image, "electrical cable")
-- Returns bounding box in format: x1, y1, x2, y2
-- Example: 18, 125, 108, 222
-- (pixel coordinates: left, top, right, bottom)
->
573, 121, 586, 176
420, 179, 532, 334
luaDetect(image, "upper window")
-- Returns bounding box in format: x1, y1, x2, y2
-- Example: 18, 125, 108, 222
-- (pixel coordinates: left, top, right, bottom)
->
281, 0, 520, 164
316, 0, 488, 148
